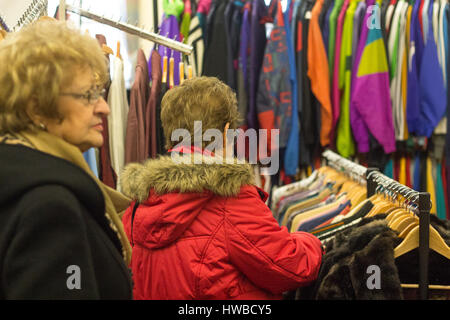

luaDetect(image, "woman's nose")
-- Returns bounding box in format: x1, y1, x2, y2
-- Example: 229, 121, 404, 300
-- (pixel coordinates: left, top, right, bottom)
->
94, 97, 110, 116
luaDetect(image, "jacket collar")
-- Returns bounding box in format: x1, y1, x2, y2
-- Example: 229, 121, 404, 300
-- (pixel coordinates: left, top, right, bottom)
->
120, 152, 256, 202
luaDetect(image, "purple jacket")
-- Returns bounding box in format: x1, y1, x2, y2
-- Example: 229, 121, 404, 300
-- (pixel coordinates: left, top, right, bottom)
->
350, 0, 396, 154
150, 15, 182, 87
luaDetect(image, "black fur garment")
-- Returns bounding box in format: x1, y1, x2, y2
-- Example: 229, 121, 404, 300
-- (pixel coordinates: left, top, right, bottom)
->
294, 214, 450, 300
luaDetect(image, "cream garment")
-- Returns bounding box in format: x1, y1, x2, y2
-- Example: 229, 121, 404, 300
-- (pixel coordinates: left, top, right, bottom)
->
385, 3, 396, 32
107, 56, 129, 189
389, 0, 409, 140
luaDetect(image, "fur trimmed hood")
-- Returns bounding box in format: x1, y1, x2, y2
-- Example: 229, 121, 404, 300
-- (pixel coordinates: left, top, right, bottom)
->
120, 153, 256, 202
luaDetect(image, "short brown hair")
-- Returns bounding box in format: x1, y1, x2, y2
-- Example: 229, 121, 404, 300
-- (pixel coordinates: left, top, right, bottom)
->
0, 20, 108, 134
161, 76, 241, 150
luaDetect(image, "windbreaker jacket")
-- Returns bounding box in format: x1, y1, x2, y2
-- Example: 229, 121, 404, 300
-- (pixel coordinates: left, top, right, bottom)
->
350, 0, 396, 154
120, 152, 323, 300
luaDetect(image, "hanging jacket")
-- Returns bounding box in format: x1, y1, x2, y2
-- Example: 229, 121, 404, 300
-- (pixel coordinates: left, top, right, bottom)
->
351, 0, 396, 154
120, 151, 324, 299
284, 0, 300, 177
185, 14, 205, 77
248, 0, 268, 131
257, 0, 293, 154
237, 5, 251, 128
308, 0, 333, 148
297, 0, 317, 166
156, 15, 182, 87
389, 0, 409, 141
146, 50, 162, 159
407, 0, 424, 134
107, 56, 129, 185
323, 0, 335, 57
416, 0, 446, 137
336, 0, 358, 157
125, 49, 149, 164
328, 0, 344, 79
202, 0, 229, 84
331, 0, 349, 148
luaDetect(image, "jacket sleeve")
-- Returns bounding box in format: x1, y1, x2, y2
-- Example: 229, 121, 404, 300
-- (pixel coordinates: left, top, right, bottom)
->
224, 186, 324, 294
3, 185, 101, 299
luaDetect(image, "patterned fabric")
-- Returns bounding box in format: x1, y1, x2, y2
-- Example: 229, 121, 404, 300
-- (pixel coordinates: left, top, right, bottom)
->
257, 0, 293, 150
350, 0, 396, 154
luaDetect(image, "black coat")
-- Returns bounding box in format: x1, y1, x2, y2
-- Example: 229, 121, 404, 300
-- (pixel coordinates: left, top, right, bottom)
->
295, 214, 450, 300
0, 144, 132, 299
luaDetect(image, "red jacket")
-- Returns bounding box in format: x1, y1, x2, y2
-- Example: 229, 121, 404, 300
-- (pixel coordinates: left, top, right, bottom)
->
120, 152, 323, 300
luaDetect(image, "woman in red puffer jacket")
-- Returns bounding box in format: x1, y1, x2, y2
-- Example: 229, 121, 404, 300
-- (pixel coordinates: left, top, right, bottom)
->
120, 77, 323, 300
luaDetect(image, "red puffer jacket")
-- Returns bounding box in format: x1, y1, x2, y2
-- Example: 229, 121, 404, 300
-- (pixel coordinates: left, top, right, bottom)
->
120, 152, 323, 300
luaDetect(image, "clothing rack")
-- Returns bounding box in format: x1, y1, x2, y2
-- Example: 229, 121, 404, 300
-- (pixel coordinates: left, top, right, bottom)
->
323, 150, 432, 299
366, 168, 431, 300
58, 1, 193, 55
322, 149, 367, 184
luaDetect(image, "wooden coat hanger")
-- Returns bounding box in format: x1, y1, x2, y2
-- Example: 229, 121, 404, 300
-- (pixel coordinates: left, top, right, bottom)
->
394, 224, 450, 259
102, 44, 114, 56
394, 192, 450, 260
179, 60, 185, 84
393, 215, 419, 235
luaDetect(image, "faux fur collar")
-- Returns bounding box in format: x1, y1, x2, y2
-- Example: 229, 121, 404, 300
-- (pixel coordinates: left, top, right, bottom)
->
120, 153, 256, 202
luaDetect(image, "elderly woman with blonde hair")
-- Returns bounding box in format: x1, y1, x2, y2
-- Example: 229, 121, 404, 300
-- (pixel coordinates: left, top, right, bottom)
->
0, 21, 132, 299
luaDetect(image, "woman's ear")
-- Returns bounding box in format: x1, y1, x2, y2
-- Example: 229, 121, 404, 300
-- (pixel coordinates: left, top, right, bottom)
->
25, 99, 46, 129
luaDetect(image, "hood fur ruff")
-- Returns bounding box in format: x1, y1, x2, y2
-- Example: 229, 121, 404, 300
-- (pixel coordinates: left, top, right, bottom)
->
120, 153, 256, 202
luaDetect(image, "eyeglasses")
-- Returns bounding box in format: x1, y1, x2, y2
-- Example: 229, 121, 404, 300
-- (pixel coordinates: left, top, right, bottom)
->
60, 88, 106, 105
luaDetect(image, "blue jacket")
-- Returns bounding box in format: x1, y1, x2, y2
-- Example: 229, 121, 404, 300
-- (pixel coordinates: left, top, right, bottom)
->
284, 0, 300, 176
406, 0, 423, 134
416, 0, 446, 137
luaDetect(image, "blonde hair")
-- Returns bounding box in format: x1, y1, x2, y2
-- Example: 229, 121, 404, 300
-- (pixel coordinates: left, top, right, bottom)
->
0, 20, 108, 134
161, 76, 241, 150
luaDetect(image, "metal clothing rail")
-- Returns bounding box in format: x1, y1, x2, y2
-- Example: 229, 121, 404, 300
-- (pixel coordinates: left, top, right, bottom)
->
366, 168, 431, 300
59, 1, 193, 55
322, 150, 431, 299
322, 149, 367, 183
